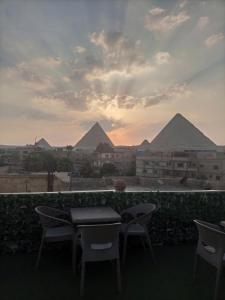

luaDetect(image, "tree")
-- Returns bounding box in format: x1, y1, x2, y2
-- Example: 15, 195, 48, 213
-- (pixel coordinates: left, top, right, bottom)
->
23, 151, 57, 192
23, 153, 44, 172
80, 160, 94, 178
65, 145, 73, 157
125, 161, 136, 176
57, 157, 73, 172
100, 163, 118, 177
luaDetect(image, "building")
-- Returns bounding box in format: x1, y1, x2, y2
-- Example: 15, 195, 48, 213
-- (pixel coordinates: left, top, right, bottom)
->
93, 143, 136, 175
136, 151, 197, 179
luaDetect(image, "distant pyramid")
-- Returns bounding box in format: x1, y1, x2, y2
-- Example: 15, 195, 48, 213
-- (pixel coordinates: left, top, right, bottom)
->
138, 139, 150, 151
74, 122, 114, 151
141, 139, 150, 146
149, 113, 217, 151
35, 138, 52, 149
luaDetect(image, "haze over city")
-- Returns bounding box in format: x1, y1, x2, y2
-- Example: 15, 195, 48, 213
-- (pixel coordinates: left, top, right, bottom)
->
0, 0, 225, 146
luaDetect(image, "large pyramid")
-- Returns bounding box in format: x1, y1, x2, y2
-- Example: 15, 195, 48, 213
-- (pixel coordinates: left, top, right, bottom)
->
35, 138, 52, 150
149, 113, 217, 151
74, 122, 114, 151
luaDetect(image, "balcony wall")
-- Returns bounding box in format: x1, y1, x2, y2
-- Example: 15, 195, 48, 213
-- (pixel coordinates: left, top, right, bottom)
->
0, 190, 225, 253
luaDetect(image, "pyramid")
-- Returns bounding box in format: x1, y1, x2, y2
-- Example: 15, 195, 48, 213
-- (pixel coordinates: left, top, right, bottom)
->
149, 113, 217, 151
35, 138, 52, 149
141, 139, 150, 146
74, 122, 114, 151
138, 139, 150, 151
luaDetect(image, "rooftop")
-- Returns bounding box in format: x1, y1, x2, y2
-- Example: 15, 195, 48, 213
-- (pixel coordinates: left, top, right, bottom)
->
1, 244, 224, 300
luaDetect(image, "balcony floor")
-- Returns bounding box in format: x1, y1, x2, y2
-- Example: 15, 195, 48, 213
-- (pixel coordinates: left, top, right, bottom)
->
0, 244, 224, 300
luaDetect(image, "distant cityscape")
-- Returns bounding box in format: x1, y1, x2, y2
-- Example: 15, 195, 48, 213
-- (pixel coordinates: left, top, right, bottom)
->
0, 113, 225, 193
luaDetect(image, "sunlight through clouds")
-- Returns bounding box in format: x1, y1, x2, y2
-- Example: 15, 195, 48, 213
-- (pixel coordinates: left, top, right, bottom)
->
0, 0, 224, 145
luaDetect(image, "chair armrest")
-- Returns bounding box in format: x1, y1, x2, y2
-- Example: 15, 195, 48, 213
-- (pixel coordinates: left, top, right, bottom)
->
120, 209, 136, 218
41, 213, 72, 228
48, 207, 70, 217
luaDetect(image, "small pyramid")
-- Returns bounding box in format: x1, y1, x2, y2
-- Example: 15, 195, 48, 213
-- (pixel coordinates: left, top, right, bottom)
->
138, 139, 150, 151
149, 113, 217, 151
141, 139, 150, 146
35, 138, 52, 149
74, 122, 114, 151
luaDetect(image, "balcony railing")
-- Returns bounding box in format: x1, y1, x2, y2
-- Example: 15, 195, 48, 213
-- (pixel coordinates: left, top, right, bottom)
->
0, 190, 225, 253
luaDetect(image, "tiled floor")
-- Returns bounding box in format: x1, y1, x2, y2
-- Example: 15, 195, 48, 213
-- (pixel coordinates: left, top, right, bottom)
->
0, 244, 224, 300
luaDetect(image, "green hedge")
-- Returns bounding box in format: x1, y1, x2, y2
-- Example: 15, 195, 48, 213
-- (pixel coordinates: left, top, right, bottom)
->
0, 191, 225, 253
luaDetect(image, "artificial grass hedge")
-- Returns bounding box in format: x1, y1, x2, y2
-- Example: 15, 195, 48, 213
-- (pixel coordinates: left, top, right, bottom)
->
0, 191, 225, 253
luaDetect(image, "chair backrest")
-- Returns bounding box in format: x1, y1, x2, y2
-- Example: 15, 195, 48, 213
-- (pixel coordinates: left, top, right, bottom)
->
35, 206, 71, 229
194, 220, 225, 267
122, 203, 157, 226
78, 223, 121, 262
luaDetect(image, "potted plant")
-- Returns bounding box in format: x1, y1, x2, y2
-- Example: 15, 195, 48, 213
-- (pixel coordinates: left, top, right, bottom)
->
113, 179, 126, 192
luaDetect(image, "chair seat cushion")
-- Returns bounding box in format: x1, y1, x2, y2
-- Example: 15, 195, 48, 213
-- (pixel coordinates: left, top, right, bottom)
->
46, 226, 73, 241
121, 223, 145, 235
91, 243, 112, 250
204, 246, 225, 261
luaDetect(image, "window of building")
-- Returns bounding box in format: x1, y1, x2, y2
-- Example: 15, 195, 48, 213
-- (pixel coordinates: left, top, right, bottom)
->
213, 165, 219, 170
177, 162, 184, 168
216, 176, 220, 181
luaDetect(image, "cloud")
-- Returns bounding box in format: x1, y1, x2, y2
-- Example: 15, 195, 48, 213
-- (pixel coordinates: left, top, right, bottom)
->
86, 82, 191, 110
42, 89, 89, 111
197, 16, 209, 30
143, 83, 191, 107
69, 31, 153, 82
145, 10, 190, 33
205, 33, 224, 48
3, 60, 57, 93
73, 46, 86, 54
0, 101, 61, 121
90, 31, 151, 72
179, 0, 188, 8
31, 57, 62, 68
154, 52, 171, 65
80, 116, 126, 132
90, 31, 124, 51
149, 7, 165, 16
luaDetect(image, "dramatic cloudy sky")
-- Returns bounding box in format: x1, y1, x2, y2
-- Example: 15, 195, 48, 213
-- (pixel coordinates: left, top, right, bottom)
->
0, 0, 225, 146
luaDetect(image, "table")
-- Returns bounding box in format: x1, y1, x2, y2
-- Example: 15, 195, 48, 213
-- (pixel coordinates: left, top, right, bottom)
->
70, 206, 121, 225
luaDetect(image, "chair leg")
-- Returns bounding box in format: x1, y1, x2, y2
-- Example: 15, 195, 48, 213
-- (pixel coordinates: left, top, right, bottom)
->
214, 266, 222, 300
193, 253, 199, 282
122, 234, 128, 265
140, 236, 146, 250
80, 261, 86, 297
35, 234, 45, 270
116, 258, 121, 293
145, 231, 156, 264
72, 234, 77, 275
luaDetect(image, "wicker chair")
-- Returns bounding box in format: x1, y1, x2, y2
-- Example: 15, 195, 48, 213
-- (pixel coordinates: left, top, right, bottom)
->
120, 203, 157, 264
193, 220, 225, 300
76, 223, 121, 296
35, 206, 75, 270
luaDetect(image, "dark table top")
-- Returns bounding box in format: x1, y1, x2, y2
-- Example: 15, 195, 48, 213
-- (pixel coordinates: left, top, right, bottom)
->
70, 206, 121, 225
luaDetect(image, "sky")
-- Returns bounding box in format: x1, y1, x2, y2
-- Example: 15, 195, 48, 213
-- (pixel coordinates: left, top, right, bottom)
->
0, 0, 225, 146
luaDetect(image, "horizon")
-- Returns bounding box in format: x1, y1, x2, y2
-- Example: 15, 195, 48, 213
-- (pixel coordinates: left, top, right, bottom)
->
0, 0, 225, 146
1, 112, 224, 148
